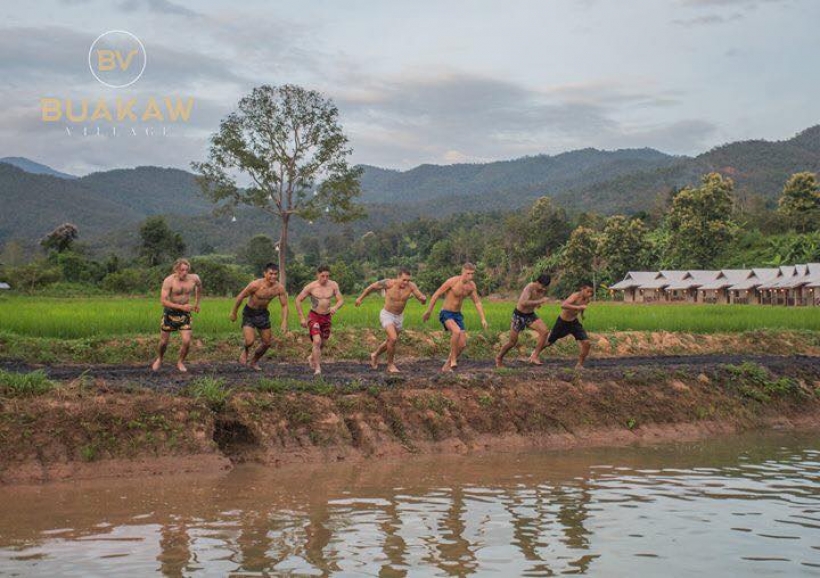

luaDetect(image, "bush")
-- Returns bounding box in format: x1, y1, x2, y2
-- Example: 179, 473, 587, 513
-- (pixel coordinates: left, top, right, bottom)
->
101, 267, 163, 294
189, 257, 253, 296
57, 251, 106, 284
4, 262, 62, 291
285, 260, 316, 294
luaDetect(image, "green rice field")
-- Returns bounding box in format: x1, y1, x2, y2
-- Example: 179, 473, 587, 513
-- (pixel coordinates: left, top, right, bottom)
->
0, 295, 819, 339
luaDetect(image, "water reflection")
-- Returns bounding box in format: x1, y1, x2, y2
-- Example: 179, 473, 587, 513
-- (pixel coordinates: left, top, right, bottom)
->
1, 432, 820, 576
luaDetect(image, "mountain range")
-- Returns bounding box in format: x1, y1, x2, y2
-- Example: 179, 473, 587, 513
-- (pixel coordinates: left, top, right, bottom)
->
1, 125, 819, 253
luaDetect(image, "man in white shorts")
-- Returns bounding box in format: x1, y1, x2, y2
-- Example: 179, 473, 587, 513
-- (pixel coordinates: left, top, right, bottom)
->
355, 268, 427, 373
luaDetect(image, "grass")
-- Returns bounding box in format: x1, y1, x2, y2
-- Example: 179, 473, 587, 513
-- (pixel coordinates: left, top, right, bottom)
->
185, 376, 232, 411
0, 369, 56, 397
1, 295, 819, 339
723, 362, 800, 402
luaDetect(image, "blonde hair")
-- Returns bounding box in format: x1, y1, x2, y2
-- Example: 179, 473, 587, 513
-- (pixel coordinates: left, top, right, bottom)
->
462, 262, 476, 272
172, 258, 191, 273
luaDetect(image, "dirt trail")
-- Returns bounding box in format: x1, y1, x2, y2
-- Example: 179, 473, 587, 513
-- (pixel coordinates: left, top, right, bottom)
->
3, 354, 817, 390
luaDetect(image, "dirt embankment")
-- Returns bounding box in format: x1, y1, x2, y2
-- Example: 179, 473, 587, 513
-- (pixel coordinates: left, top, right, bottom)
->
1, 355, 819, 484
2, 329, 819, 366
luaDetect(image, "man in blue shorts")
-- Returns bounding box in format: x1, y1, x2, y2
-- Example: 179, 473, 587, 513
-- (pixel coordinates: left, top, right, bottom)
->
422, 263, 488, 372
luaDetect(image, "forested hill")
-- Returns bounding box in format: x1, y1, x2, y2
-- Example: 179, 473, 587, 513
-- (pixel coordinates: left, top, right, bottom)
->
0, 164, 211, 244
358, 147, 677, 210
552, 125, 820, 213
1, 125, 819, 249
355, 125, 820, 216
0, 157, 77, 180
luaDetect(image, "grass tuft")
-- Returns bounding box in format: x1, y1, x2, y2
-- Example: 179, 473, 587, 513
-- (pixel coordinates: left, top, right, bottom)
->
0, 369, 56, 397
185, 376, 232, 411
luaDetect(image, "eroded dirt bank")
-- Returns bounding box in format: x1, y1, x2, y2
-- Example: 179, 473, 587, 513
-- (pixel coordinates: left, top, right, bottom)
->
1, 355, 819, 484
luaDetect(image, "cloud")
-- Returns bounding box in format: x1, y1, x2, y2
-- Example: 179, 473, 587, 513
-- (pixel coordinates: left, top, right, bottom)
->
335, 72, 703, 167
672, 12, 744, 25
597, 119, 718, 153
0, 26, 249, 90
674, 0, 791, 25
680, 0, 787, 7
116, 0, 200, 17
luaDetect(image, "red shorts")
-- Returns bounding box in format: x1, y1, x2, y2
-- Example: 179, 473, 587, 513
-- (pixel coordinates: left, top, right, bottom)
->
308, 310, 332, 340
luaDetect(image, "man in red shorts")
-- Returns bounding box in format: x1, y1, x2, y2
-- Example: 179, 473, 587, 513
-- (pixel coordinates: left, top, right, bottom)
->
295, 265, 344, 375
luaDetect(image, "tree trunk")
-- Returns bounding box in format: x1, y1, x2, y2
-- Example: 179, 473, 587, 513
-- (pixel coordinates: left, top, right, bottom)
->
279, 214, 289, 290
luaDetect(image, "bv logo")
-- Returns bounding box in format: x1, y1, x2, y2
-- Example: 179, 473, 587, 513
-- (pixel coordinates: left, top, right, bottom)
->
88, 30, 146, 88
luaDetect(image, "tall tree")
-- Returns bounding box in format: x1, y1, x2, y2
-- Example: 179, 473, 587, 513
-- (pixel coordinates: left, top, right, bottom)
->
778, 172, 820, 233
526, 196, 572, 259
139, 216, 185, 266
193, 84, 364, 288
40, 223, 78, 254
598, 215, 650, 284
558, 226, 600, 296
664, 172, 738, 269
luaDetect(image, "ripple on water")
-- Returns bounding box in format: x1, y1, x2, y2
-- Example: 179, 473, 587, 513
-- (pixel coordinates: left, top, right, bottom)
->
2, 433, 820, 576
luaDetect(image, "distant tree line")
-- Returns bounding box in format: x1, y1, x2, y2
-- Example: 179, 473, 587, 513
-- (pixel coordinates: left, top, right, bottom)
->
1, 171, 818, 298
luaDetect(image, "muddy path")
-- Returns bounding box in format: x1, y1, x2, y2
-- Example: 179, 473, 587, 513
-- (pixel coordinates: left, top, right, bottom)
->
3, 354, 817, 391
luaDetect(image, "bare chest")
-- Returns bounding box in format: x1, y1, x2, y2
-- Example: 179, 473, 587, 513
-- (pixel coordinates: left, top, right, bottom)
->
449, 282, 474, 299
170, 279, 196, 296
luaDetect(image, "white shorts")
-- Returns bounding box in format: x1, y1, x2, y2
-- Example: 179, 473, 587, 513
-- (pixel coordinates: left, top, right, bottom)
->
379, 308, 404, 332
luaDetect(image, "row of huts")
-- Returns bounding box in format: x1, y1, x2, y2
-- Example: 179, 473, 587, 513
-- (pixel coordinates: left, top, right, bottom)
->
610, 264, 820, 306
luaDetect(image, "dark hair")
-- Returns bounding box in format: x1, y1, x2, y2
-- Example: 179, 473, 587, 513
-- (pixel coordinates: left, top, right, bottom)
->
536, 272, 552, 287
398, 267, 412, 277
579, 280, 594, 289
264, 262, 278, 272
317, 264, 330, 274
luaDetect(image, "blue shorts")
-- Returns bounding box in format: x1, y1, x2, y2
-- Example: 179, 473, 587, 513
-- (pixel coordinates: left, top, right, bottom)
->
439, 310, 465, 331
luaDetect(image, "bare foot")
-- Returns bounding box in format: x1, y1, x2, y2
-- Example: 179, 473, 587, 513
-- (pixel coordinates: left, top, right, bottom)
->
239, 349, 248, 365
450, 359, 458, 369
307, 354, 315, 370
151, 358, 161, 371
250, 362, 262, 372
314, 366, 322, 376
527, 356, 543, 366
176, 362, 188, 373
387, 364, 400, 373
369, 352, 379, 370
574, 363, 584, 371
441, 361, 452, 373
495, 355, 504, 368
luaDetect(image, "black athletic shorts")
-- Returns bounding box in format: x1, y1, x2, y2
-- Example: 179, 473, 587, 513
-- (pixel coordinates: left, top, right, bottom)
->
547, 316, 588, 344
511, 308, 538, 333
242, 305, 271, 330
161, 307, 191, 332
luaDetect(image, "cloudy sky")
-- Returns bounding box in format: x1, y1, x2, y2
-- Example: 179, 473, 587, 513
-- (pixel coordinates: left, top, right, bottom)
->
1, 0, 817, 175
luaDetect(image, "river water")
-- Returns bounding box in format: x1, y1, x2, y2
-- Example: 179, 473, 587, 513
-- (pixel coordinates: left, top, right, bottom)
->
1, 432, 819, 577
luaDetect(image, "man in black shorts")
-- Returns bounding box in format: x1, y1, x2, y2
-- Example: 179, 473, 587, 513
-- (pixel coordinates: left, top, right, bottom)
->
230, 262, 289, 370
495, 272, 552, 367
547, 281, 594, 370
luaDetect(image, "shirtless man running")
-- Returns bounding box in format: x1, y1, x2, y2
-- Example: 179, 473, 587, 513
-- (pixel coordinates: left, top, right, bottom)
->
495, 272, 552, 367
295, 265, 344, 375
230, 262, 289, 371
546, 281, 594, 370
355, 267, 427, 373
151, 258, 202, 373
422, 262, 488, 372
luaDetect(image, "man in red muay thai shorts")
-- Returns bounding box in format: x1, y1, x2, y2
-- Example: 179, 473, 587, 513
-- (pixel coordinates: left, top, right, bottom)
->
295, 265, 344, 375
